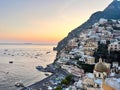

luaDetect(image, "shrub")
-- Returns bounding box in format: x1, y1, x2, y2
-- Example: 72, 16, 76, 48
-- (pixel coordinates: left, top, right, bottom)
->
61, 79, 69, 85
61, 74, 73, 85
77, 61, 94, 73
54, 86, 62, 90
66, 74, 72, 82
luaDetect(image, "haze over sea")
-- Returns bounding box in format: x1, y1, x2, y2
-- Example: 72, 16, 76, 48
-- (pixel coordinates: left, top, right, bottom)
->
0, 44, 56, 90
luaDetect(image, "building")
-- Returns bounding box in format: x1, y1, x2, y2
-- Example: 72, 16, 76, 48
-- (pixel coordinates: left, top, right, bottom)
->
103, 76, 120, 90
108, 41, 120, 51
61, 65, 84, 77
94, 58, 110, 88
112, 62, 119, 68
100, 40, 107, 44
102, 82, 116, 90
81, 55, 95, 65
82, 58, 110, 90
67, 38, 78, 50
99, 18, 108, 25
84, 50, 94, 56
84, 39, 98, 51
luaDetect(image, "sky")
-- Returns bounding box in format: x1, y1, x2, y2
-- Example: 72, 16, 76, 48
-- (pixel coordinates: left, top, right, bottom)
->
0, 0, 113, 44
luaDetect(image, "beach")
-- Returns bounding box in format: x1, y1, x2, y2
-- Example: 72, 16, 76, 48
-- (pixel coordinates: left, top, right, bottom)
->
22, 69, 68, 90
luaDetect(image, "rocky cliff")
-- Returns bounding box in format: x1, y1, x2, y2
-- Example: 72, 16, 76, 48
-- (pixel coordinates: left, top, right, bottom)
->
56, 0, 120, 52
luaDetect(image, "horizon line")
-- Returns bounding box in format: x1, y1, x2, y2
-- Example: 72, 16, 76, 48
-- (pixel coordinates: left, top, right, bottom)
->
0, 42, 57, 45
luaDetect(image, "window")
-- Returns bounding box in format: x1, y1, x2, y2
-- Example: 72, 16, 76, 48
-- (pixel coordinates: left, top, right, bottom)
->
97, 84, 99, 88
99, 74, 101, 77
115, 45, 117, 47
115, 48, 117, 50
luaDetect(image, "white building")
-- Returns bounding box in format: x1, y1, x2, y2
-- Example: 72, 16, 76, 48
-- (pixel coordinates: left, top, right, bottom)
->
112, 62, 119, 68
99, 18, 108, 25
108, 41, 120, 51
100, 40, 107, 44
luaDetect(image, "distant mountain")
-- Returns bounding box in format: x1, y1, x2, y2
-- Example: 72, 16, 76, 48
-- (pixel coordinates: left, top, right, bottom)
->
56, 0, 120, 52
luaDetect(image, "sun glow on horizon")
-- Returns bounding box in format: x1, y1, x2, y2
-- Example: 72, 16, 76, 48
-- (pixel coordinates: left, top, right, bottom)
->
0, 0, 112, 44
0, 16, 86, 43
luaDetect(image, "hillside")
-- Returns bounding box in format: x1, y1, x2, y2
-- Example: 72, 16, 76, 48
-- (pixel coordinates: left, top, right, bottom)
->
56, 0, 120, 52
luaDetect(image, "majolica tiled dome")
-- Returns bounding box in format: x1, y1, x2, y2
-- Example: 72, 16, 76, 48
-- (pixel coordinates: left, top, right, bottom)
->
94, 58, 107, 72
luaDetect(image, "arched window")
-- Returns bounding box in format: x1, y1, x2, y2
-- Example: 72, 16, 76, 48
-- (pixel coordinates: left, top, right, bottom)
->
97, 84, 99, 88
99, 73, 101, 77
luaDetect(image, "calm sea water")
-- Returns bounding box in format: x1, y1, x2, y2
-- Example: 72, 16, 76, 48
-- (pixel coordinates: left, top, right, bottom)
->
0, 45, 56, 90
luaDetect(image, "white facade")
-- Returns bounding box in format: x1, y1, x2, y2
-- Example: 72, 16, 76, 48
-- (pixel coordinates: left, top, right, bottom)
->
108, 42, 120, 51
112, 62, 119, 67
99, 18, 107, 25
100, 40, 106, 44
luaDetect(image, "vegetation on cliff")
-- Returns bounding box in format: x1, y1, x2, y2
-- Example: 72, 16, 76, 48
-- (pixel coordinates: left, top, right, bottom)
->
56, 0, 120, 52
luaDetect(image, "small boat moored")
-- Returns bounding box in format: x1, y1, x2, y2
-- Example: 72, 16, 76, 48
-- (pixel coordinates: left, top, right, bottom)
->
9, 61, 13, 64
15, 81, 24, 87
36, 66, 43, 70
44, 72, 50, 76
46, 51, 50, 54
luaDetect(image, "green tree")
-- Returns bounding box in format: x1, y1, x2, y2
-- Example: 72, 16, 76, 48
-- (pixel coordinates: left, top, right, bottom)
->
54, 86, 62, 90
61, 79, 69, 85
66, 74, 72, 82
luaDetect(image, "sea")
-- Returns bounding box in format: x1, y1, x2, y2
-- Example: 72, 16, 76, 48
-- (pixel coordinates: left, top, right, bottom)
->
0, 44, 56, 90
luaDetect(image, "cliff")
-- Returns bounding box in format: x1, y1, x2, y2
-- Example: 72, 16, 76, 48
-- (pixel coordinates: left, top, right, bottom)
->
56, 0, 120, 52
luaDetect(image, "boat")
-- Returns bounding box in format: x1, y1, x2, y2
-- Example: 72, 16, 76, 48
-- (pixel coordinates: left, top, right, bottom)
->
53, 47, 56, 51
15, 81, 24, 87
36, 66, 44, 70
46, 51, 50, 54
9, 61, 13, 64
44, 72, 50, 76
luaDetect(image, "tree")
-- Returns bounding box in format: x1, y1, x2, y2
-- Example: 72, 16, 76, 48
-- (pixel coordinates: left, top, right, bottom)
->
66, 74, 72, 82
61, 79, 69, 85
77, 61, 94, 73
54, 86, 62, 90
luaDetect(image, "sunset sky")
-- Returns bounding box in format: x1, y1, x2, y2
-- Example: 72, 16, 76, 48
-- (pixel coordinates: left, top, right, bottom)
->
0, 0, 112, 44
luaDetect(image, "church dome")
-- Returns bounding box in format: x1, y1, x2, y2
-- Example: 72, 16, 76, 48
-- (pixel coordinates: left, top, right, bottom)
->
94, 58, 107, 72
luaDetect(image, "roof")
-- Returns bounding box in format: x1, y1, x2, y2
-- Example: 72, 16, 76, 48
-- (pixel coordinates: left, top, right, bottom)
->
87, 73, 94, 78
94, 58, 108, 73
105, 78, 120, 90
94, 79, 102, 85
